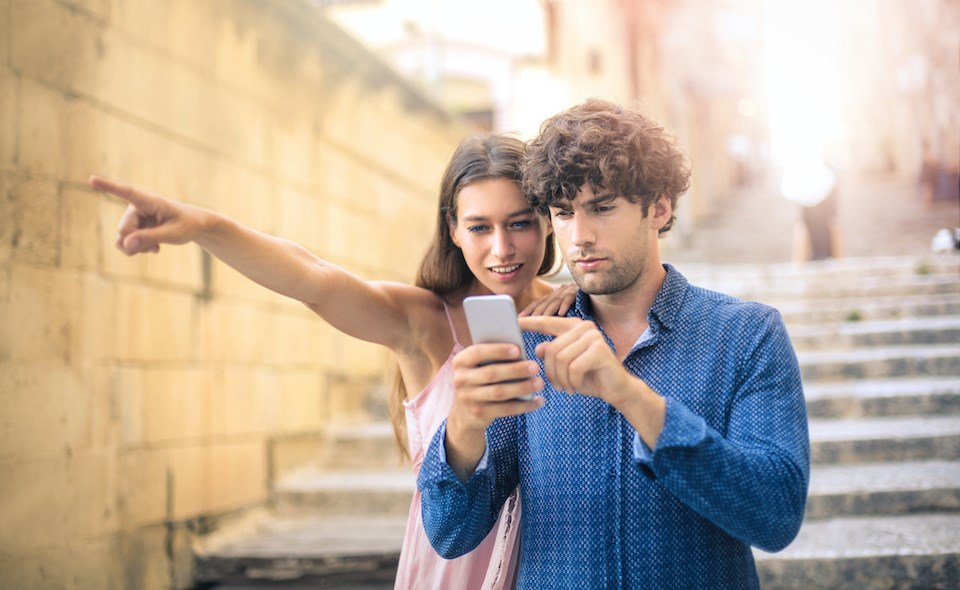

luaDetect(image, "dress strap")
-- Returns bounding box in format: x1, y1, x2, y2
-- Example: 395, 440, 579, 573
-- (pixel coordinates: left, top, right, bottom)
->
441, 300, 463, 346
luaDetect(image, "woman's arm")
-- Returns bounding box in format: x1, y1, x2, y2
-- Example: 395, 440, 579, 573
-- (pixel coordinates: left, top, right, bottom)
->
90, 175, 429, 350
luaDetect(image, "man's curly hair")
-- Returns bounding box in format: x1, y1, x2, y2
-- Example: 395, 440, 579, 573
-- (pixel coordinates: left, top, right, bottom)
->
521, 98, 691, 234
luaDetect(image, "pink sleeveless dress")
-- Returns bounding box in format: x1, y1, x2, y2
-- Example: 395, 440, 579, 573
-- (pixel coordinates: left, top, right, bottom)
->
394, 302, 521, 590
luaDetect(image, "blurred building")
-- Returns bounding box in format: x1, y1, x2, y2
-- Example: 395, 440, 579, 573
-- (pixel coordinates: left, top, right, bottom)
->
325, 0, 959, 243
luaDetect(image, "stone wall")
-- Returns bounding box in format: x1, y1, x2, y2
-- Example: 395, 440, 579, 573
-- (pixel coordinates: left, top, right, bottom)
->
0, 0, 465, 588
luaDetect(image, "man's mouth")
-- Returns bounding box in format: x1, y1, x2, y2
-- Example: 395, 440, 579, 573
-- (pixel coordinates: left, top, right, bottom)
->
574, 257, 605, 271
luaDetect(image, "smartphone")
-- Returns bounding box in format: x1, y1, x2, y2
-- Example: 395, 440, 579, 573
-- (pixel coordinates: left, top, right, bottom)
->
463, 294, 534, 400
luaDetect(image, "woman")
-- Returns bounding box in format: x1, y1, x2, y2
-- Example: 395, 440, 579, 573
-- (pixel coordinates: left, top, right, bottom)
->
91, 134, 570, 590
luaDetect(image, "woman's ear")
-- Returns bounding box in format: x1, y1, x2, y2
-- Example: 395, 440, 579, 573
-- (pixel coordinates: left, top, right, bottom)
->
447, 214, 461, 248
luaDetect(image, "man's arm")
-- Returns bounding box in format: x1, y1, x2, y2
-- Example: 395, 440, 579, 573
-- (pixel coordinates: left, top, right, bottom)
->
520, 311, 810, 552
418, 343, 541, 557
636, 308, 809, 552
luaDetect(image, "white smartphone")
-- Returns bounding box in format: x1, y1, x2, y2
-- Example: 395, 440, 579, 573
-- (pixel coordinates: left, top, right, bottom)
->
462, 294, 534, 400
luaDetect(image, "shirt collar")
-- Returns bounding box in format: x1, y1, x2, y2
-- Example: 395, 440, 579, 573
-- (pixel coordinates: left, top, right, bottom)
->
570, 263, 688, 332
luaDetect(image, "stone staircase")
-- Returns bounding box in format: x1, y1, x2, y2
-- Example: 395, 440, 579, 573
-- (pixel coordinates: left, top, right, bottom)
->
192, 254, 960, 590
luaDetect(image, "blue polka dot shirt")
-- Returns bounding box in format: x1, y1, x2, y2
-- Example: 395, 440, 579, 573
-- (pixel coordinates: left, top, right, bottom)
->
419, 264, 810, 589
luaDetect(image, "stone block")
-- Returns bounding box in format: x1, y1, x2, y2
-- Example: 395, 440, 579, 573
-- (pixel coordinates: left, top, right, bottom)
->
112, 282, 198, 363
0, 450, 118, 552
141, 367, 211, 444
118, 444, 208, 525
111, 366, 144, 447
74, 272, 118, 363
10, 0, 104, 98
198, 300, 275, 364
332, 332, 389, 376
265, 308, 334, 368
0, 72, 14, 167
69, 0, 112, 20
118, 524, 174, 590
276, 184, 323, 256
210, 368, 280, 437
81, 364, 114, 449
0, 536, 123, 590
167, 445, 206, 521
6, 174, 60, 266
110, 0, 209, 63
324, 200, 380, 269
0, 265, 75, 363
61, 185, 102, 270
0, 363, 87, 457
117, 448, 168, 528
62, 97, 110, 184
270, 122, 317, 188
204, 441, 268, 513
278, 370, 326, 433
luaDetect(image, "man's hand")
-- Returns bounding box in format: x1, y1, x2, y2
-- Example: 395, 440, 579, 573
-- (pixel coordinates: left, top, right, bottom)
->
519, 315, 630, 401
89, 175, 204, 256
520, 315, 666, 448
444, 343, 544, 481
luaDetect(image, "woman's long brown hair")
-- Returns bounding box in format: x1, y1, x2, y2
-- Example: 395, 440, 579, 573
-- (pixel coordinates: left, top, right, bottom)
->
387, 134, 556, 460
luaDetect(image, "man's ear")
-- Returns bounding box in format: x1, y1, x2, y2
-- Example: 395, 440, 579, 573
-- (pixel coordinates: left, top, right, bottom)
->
650, 194, 673, 230
447, 214, 461, 248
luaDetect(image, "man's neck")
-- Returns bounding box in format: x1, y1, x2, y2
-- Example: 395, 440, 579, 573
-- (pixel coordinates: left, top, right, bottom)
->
590, 263, 666, 360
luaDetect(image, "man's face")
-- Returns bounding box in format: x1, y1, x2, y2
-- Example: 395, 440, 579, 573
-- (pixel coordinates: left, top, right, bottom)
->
548, 186, 669, 297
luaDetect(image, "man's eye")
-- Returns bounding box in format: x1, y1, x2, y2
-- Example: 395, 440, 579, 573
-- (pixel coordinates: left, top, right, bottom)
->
552, 209, 573, 218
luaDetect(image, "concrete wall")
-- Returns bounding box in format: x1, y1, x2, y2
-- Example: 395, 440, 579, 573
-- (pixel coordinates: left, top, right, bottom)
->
0, 0, 465, 588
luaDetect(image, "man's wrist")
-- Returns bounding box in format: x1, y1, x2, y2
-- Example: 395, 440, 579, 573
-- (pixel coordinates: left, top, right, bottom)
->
609, 376, 666, 450
444, 414, 488, 482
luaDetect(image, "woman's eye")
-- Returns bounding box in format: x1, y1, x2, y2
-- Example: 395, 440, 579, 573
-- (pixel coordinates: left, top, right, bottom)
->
510, 220, 532, 230
467, 225, 489, 233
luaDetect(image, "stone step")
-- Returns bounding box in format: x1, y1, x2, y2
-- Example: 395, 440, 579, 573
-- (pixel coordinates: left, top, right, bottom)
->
682, 258, 960, 303
313, 380, 960, 472
194, 510, 404, 587
805, 376, 960, 419
777, 293, 960, 326
320, 422, 407, 471
680, 255, 959, 285
754, 513, 960, 590
277, 461, 960, 524
798, 344, 960, 381
809, 415, 960, 464
805, 460, 960, 520
753, 274, 960, 303
273, 468, 415, 516
789, 316, 960, 350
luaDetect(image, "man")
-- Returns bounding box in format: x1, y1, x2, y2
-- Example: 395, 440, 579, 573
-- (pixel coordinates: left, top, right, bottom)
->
418, 99, 810, 589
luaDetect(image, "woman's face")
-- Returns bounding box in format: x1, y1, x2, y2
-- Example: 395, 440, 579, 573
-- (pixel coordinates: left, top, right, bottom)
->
448, 178, 550, 300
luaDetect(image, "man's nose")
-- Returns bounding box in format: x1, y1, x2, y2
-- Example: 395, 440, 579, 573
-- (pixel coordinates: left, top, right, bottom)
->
569, 216, 595, 247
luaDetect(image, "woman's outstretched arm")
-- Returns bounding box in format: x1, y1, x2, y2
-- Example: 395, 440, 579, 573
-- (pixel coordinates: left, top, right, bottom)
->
90, 175, 430, 350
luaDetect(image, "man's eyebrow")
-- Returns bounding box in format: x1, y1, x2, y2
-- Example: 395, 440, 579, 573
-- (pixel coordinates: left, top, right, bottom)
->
587, 193, 618, 205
